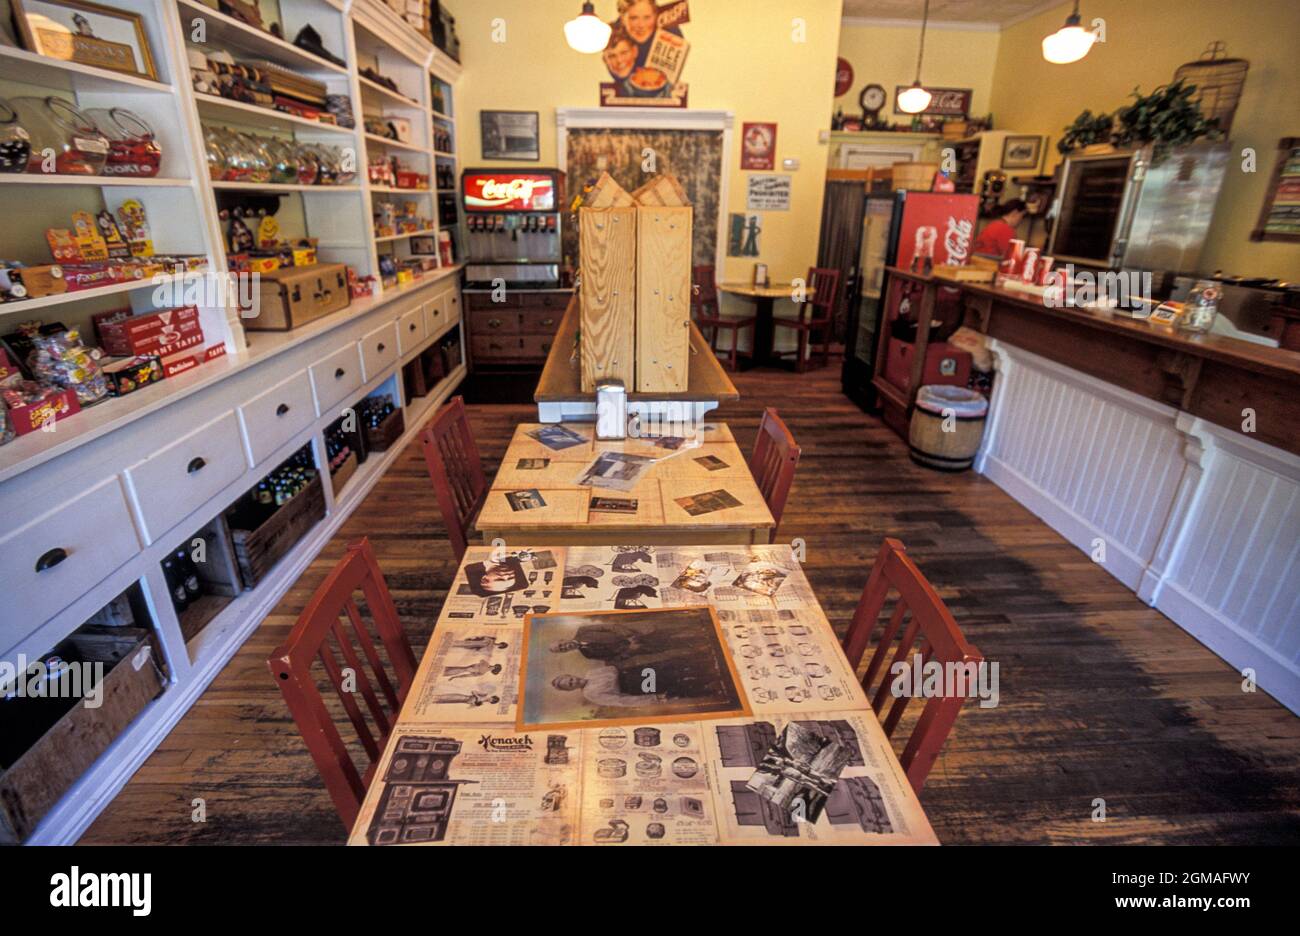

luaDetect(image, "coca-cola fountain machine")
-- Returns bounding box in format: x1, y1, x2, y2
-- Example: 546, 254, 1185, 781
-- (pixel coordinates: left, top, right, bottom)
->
461, 168, 564, 287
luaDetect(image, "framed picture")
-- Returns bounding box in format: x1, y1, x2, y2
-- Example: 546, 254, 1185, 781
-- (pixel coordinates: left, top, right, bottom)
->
13, 0, 157, 79
480, 110, 540, 161
893, 85, 971, 117
1001, 135, 1043, 170
409, 235, 438, 256
740, 121, 777, 171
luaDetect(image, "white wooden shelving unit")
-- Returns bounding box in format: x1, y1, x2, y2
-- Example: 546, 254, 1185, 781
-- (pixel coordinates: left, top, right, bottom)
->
0, 0, 465, 844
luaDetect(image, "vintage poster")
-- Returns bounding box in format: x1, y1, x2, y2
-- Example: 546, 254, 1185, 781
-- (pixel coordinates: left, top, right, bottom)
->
741, 122, 777, 170
727, 212, 762, 256
351, 727, 582, 846
437, 547, 565, 625
404, 623, 524, 722
599, 0, 691, 108
578, 720, 721, 845
575, 451, 658, 491
516, 607, 751, 730
746, 174, 792, 211
703, 710, 931, 844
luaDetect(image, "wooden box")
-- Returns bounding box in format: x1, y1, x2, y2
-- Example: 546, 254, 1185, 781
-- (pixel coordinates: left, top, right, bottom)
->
0, 627, 164, 843
330, 449, 359, 495
244, 263, 352, 331
403, 358, 430, 403
362, 407, 405, 453
174, 515, 242, 645
228, 473, 327, 589
579, 207, 637, 391
635, 206, 692, 392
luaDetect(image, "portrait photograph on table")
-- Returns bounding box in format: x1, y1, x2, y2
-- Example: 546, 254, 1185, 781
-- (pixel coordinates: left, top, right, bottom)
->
516, 607, 751, 730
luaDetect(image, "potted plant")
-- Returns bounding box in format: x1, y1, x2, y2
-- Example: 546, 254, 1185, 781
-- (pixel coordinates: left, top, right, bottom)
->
1057, 109, 1115, 155
1111, 78, 1220, 161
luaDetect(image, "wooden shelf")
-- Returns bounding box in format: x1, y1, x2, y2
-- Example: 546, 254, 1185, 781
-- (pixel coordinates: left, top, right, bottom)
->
194, 93, 355, 135
369, 186, 431, 195
0, 174, 192, 187
364, 133, 427, 154
175, 0, 349, 77
212, 180, 361, 193
0, 45, 171, 94
0, 272, 188, 315
375, 229, 436, 242
358, 75, 423, 109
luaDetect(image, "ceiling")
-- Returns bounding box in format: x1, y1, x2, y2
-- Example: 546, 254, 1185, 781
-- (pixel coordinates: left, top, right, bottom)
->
841, 0, 1060, 27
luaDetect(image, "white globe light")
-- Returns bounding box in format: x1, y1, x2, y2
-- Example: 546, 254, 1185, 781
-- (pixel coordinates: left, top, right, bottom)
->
565, 4, 612, 54
1041, 24, 1096, 64
897, 84, 932, 115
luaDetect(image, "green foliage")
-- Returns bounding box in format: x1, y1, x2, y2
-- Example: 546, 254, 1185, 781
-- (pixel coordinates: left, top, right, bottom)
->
1057, 79, 1220, 161
1057, 110, 1114, 155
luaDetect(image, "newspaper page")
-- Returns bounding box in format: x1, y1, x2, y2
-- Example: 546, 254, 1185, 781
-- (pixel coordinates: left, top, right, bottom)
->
404, 622, 524, 723
437, 546, 566, 625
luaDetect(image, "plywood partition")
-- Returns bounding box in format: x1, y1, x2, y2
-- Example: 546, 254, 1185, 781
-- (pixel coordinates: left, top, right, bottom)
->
579, 207, 637, 391
635, 206, 693, 392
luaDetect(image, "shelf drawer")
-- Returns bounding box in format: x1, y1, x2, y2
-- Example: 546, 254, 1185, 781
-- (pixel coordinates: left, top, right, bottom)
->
521, 307, 562, 334
519, 333, 556, 358
445, 288, 461, 321
240, 369, 315, 466
471, 308, 522, 334
361, 320, 399, 381
520, 292, 567, 310
423, 292, 448, 337
471, 335, 524, 360
0, 476, 141, 640
310, 342, 364, 415
398, 306, 425, 354
126, 410, 248, 543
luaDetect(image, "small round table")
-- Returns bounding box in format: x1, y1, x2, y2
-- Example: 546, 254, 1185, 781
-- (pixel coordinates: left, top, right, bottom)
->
716, 282, 815, 367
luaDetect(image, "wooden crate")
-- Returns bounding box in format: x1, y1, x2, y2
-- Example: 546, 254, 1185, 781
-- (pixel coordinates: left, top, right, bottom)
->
0, 627, 164, 843
403, 358, 430, 403
579, 206, 637, 391
175, 514, 242, 645
635, 206, 692, 392
228, 473, 327, 589
330, 449, 359, 496
362, 407, 405, 452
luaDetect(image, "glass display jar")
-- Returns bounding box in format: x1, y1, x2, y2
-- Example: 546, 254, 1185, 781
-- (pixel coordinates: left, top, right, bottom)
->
263, 138, 298, 184
203, 126, 226, 180
0, 98, 32, 174
307, 144, 340, 185
237, 132, 272, 183
10, 96, 109, 175
294, 143, 320, 186
84, 107, 162, 177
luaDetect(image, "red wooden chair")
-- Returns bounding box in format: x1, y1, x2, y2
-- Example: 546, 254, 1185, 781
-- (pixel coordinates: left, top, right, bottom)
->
267, 537, 418, 829
748, 408, 801, 538
691, 264, 752, 371
842, 538, 983, 794
772, 267, 842, 372
419, 395, 487, 562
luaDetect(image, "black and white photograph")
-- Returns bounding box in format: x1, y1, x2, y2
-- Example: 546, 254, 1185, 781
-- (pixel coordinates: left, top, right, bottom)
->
480, 109, 540, 160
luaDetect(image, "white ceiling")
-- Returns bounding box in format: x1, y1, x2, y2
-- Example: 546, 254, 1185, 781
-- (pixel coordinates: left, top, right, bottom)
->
842, 0, 1061, 28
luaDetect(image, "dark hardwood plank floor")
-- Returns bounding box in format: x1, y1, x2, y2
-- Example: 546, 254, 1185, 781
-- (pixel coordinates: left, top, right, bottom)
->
80, 364, 1300, 845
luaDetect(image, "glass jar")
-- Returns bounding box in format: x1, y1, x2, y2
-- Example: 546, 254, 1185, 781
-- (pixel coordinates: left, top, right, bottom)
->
10, 96, 108, 175
0, 98, 32, 174
294, 143, 320, 186
307, 144, 340, 185
238, 132, 272, 183
203, 126, 226, 180
84, 107, 161, 177
263, 138, 298, 184
329, 145, 355, 185
1178, 279, 1221, 334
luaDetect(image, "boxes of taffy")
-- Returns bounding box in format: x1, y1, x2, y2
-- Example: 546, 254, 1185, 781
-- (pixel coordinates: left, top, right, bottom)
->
0, 343, 81, 439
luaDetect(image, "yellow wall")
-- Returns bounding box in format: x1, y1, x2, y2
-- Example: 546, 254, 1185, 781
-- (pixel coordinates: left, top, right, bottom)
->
835, 21, 1000, 121
446, 0, 843, 308
988, 0, 1300, 279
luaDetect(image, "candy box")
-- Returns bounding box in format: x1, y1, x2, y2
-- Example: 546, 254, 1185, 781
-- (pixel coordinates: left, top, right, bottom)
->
3, 383, 80, 435
161, 342, 225, 378
94, 306, 202, 356
101, 355, 164, 397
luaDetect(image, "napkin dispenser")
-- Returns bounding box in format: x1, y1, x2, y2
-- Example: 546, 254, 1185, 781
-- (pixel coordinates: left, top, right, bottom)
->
595, 378, 627, 440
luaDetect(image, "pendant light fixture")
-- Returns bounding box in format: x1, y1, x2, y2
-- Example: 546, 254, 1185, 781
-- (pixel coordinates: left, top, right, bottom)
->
1042, 0, 1097, 64
565, 1, 612, 54
897, 0, 933, 115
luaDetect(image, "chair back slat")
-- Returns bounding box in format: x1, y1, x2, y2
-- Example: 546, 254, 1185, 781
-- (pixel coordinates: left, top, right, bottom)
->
692, 264, 718, 311
805, 267, 843, 323
267, 537, 416, 829
748, 408, 801, 536
420, 396, 488, 561
842, 538, 983, 794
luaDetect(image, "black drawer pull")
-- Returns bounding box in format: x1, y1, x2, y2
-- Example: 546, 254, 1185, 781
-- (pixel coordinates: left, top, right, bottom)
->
35, 547, 68, 573
276, 403, 290, 416
377, 342, 386, 353
187, 457, 206, 474
541, 317, 555, 327
488, 318, 502, 328
409, 322, 417, 331
335, 367, 346, 379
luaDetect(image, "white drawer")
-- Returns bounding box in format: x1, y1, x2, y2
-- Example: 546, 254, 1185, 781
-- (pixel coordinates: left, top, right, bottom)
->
310, 342, 364, 414
126, 410, 248, 543
0, 476, 142, 639
240, 369, 315, 466
424, 292, 447, 338
398, 306, 425, 355
445, 287, 461, 321
361, 320, 399, 381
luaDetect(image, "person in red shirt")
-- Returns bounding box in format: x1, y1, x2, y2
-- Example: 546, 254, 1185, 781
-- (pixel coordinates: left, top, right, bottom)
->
973, 199, 1027, 259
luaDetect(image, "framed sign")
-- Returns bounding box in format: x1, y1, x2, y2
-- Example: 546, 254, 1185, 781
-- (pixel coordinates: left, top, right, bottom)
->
480, 110, 540, 161
13, 0, 157, 79
599, 0, 692, 109
740, 122, 776, 171
746, 174, 791, 211
893, 85, 971, 117
1001, 135, 1043, 170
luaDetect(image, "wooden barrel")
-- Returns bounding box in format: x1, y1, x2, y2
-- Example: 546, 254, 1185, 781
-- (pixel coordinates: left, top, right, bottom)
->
908, 385, 989, 471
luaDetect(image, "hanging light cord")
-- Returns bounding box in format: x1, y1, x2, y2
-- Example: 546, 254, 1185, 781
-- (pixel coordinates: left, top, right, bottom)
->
914, 0, 930, 83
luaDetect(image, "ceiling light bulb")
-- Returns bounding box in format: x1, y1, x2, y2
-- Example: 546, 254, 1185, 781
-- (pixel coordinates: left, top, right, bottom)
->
1042, 9, 1097, 64
565, 2, 612, 54
897, 82, 932, 115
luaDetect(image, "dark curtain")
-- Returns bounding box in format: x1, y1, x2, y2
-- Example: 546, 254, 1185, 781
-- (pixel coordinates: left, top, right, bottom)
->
816, 181, 866, 341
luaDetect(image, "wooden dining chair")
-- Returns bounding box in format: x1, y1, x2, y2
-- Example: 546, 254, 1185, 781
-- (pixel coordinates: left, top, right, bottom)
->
772, 267, 842, 372
267, 537, 418, 829
691, 264, 753, 371
748, 408, 801, 537
842, 538, 983, 795
419, 395, 488, 562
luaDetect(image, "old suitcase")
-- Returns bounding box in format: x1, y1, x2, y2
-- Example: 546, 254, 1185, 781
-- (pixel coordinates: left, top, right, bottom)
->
245, 263, 351, 331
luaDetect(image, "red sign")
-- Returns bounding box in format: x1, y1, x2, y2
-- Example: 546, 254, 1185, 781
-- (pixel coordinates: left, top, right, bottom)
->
463, 172, 557, 211
740, 122, 777, 171
835, 57, 854, 97
892, 86, 972, 117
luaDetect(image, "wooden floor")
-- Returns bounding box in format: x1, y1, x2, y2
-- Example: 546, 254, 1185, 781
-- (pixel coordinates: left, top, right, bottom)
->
81, 364, 1300, 845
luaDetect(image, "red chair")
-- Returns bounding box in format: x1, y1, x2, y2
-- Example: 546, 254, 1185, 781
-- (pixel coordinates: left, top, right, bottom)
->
691, 264, 752, 371
748, 408, 800, 538
419, 395, 487, 562
842, 538, 983, 794
772, 267, 842, 372
267, 537, 418, 829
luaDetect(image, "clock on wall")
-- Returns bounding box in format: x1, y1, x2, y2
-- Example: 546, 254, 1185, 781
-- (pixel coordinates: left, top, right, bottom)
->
859, 83, 887, 128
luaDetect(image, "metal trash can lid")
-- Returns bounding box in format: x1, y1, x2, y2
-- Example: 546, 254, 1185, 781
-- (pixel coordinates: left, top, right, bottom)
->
915, 384, 988, 418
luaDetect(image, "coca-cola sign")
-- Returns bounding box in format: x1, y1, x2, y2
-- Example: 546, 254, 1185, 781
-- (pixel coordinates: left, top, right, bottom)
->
463, 172, 556, 211
893, 86, 972, 117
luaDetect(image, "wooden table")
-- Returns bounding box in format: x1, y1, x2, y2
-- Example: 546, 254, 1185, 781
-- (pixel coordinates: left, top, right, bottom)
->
716, 282, 813, 368
474, 421, 776, 546
348, 544, 938, 846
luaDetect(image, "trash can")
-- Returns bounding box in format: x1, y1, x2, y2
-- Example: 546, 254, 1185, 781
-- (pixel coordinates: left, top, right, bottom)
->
908, 385, 989, 471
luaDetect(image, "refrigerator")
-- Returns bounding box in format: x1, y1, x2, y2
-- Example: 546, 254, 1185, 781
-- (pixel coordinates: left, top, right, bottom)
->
841, 191, 980, 411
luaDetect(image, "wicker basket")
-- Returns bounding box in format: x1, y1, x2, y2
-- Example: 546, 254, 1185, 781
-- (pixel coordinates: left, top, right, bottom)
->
892, 161, 938, 192
1175, 42, 1249, 135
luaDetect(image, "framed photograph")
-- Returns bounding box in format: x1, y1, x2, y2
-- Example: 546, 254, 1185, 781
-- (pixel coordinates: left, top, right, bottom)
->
409, 235, 438, 256
1001, 135, 1043, 171
13, 0, 158, 79
480, 110, 540, 161
516, 606, 752, 731
741, 121, 777, 171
